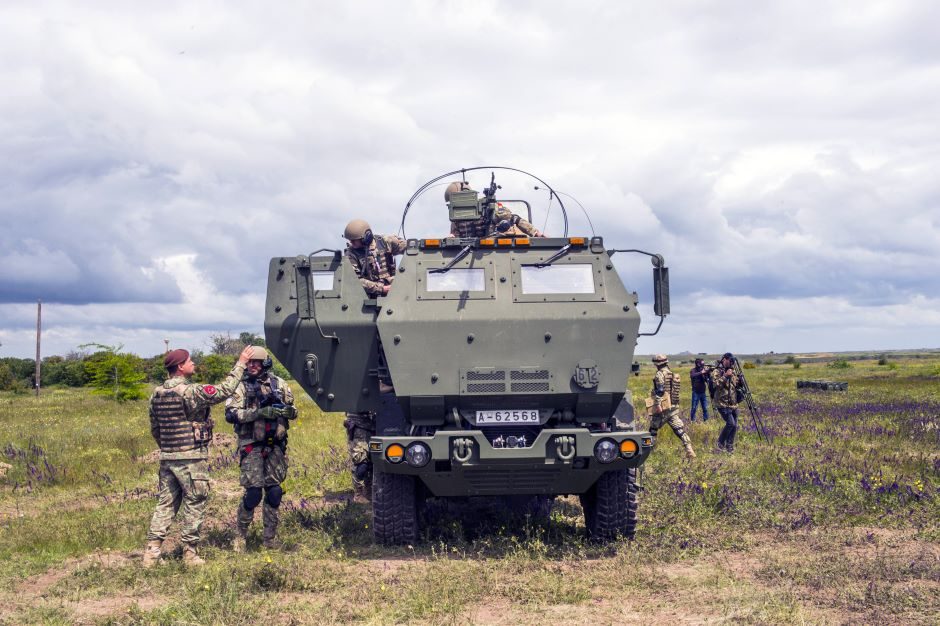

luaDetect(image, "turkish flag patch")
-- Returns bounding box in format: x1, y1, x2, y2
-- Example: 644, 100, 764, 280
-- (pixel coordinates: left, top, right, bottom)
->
203, 385, 217, 395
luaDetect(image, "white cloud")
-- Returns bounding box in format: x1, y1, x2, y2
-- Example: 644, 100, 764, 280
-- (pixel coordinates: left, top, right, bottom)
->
1, 1, 939, 357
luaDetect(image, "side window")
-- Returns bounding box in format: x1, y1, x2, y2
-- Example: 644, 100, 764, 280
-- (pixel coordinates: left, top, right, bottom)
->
511, 255, 606, 302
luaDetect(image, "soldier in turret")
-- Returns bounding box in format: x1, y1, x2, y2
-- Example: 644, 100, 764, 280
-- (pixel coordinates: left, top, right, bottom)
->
445, 181, 545, 238
343, 219, 405, 499
710, 352, 741, 452
649, 354, 696, 460
143, 345, 254, 567
225, 347, 297, 550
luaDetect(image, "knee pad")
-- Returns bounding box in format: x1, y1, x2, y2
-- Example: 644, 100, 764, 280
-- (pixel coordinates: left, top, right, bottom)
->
353, 461, 371, 482
243, 487, 263, 510
265, 485, 283, 508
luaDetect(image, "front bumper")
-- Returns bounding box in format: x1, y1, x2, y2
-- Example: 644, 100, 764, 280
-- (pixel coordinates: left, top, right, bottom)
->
369, 428, 654, 497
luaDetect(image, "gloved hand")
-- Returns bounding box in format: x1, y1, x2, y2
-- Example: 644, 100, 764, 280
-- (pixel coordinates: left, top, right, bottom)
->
275, 419, 288, 441
256, 406, 276, 420
274, 405, 297, 420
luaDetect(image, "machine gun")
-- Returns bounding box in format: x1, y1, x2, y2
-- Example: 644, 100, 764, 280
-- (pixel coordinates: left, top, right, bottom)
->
705, 358, 771, 443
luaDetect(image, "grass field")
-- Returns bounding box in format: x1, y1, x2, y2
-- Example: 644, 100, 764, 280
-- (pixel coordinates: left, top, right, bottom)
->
0, 357, 937, 624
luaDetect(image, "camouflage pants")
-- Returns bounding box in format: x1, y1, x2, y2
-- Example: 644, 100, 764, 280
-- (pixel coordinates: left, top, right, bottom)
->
649, 407, 694, 453
147, 459, 210, 546
238, 445, 287, 539
344, 412, 375, 489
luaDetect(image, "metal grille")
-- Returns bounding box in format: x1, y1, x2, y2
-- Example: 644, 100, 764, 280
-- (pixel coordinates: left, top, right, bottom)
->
511, 369, 549, 380
467, 383, 506, 393
464, 467, 562, 495
511, 382, 550, 392
467, 370, 506, 381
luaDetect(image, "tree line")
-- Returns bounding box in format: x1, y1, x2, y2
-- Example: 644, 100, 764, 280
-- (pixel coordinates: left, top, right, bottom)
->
0, 332, 291, 400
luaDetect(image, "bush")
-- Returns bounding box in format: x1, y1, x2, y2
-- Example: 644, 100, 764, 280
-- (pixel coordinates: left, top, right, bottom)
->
877, 355, 889, 366
79, 344, 147, 401
792, 361, 801, 369
742, 361, 757, 369
828, 358, 851, 369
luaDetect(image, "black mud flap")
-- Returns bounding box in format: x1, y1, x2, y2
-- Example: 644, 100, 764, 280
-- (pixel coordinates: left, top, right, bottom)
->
375, 392, 407, 436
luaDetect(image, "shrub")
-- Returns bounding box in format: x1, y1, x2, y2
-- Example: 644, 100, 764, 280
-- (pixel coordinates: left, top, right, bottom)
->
792, 361, 801, 369
742, 361, 757, 369
828, 358, 851, 369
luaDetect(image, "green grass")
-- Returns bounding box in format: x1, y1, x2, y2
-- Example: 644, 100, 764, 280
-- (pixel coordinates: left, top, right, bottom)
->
0, 359, 937, 624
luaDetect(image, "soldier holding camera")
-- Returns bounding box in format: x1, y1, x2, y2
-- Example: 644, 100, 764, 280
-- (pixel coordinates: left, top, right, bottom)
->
710, 352, 741, 452
225, 347, 297, 550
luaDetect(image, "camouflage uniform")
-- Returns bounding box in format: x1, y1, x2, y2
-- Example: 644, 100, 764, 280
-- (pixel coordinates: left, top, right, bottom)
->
146, 362, 246, 552
450, 203, 542, 238
710, 367, 740, 452
343, 232, 405, 497
225, 372, 296, 547
649, 361, 696, 459
345, 234, 407, 298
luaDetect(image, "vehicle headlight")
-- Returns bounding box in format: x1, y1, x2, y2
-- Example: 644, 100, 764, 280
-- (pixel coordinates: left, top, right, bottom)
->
404, 442, 431, 468
594, 439, 618, 464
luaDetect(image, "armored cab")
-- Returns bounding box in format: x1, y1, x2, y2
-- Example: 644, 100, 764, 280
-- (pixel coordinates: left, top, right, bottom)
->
265, 169, 670, 544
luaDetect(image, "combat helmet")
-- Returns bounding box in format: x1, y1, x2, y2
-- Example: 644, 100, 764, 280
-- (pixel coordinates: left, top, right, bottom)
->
344, 219, 374, 245
651, 354, 669, 366
444, 181, 474, 202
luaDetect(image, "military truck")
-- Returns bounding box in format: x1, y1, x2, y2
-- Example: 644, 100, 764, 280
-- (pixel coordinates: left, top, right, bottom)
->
264, 167, 670, 544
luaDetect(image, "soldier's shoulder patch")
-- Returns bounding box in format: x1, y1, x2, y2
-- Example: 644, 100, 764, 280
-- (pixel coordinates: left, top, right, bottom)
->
203, 385, 217, 395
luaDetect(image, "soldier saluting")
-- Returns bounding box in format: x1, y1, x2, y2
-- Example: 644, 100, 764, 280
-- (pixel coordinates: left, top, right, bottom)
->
143, 345, 253, 567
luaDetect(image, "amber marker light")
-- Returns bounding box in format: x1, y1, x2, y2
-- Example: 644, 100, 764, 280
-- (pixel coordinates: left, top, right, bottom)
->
497, 238, 513, 246
479, 238, 495, 246
514, 237, 530, 246
569, 237, 586, 246
385, 444, 405, 463
423, 239, 441, 248
620, 439, 638, 457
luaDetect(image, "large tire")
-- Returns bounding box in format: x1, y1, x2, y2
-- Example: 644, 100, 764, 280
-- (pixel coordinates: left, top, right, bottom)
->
580, 468, 638, 541
372, 471, 418, 545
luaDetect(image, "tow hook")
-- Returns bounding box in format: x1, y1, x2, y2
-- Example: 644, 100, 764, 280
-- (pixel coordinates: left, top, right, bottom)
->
453, 437, 474, 463
555, 435, 576, 461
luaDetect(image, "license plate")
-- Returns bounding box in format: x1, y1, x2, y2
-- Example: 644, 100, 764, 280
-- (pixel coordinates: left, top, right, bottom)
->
475, 409, 540, 424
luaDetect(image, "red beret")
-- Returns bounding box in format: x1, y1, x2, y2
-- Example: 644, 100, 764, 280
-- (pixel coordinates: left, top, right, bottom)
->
164, 349, 189, 370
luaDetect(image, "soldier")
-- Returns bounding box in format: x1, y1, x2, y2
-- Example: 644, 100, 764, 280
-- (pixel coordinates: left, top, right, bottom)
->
143, 345, 254, 567
648, 354, 696, 460
710, 352, 741, 452
343, 218, 407, 298
445, 181, 545, 238
343, 219, 405, 498
688, 358, 710, 422
224, 346, 297, 550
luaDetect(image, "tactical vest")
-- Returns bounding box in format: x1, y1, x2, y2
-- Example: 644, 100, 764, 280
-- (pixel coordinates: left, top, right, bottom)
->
663, 369, 681, 404
236, 376, 282, 441
348, 238, 396, 283
151, 386, 200, 453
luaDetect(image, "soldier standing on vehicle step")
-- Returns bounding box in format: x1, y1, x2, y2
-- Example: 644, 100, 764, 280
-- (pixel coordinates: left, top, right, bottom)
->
343, 219, 405, 499
225, 346, 297, 550
143, 345, 253, 567
649, 354, 696, 460
711, 352, 741, 452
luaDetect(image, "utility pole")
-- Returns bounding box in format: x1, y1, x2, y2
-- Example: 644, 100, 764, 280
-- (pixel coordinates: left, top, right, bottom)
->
35, 300, 41, 397
164, 338, 170, 354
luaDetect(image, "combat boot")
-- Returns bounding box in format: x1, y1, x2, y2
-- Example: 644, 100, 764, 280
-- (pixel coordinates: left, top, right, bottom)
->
262, 504, 279, 549
232, 529, 247, 553
141, 540, 162, 568
182, 544, 205, 566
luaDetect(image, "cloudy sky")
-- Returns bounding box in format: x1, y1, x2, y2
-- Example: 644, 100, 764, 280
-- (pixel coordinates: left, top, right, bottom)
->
2, 0, 939, 359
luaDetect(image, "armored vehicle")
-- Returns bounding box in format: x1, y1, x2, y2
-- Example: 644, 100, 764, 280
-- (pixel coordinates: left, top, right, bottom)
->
265, 167, 670, 544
